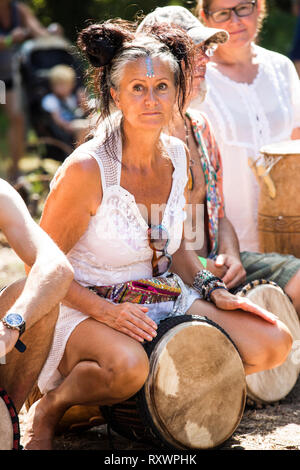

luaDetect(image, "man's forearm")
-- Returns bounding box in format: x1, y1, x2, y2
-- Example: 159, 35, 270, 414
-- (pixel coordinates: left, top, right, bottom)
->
218, 216, 241, 258
7, 254, 73, 330
171, 239, 206, 286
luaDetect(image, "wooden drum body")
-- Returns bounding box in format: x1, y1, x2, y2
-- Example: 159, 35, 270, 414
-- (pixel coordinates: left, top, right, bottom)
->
257, 140, 300, 256
236, 281, 300, 404
102, 315, 246, 450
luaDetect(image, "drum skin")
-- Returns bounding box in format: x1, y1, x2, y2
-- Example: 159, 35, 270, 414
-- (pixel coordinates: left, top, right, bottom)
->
236, 281, 300, 404
102, 315, 246, 450
258, 140, 300, 257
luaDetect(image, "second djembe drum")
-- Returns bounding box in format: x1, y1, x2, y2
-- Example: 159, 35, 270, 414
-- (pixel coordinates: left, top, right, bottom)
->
234, 280, 300, 404
257, 140, 300, 256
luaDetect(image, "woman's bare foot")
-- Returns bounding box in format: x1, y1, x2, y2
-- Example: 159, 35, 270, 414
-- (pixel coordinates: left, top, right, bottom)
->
22, 394, 62, 450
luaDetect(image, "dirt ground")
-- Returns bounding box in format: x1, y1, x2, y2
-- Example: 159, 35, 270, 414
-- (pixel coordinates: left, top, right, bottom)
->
1, 242, 300, 451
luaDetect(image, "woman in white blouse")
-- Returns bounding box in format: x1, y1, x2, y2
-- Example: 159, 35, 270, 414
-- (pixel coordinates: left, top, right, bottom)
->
193, 0, 300, 253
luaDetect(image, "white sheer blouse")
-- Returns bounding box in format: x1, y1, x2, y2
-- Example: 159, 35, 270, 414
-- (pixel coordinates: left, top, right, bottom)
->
192, 44, 300, 252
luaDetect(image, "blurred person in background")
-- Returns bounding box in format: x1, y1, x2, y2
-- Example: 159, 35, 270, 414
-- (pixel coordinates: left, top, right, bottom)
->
193, 0, 300, 254
138, 5, 300, 319
41, 65, 90, 149
0, 0, 49, 181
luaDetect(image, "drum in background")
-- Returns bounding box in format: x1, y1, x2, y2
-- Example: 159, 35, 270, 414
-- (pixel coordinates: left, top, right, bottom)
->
101, 315, 246, 450
235, 280, 300, 404
0, 388, 20, 450
256, 140, 300, 257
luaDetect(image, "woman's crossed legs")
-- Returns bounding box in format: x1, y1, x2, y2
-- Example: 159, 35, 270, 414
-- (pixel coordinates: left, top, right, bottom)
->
23, 318, 149, 449
23, 299, 292, 449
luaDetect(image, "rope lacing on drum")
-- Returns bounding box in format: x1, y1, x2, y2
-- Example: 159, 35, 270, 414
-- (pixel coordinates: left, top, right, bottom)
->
234, 279, 279, 297
255, 155, 283, 176
0, 388, 22, 450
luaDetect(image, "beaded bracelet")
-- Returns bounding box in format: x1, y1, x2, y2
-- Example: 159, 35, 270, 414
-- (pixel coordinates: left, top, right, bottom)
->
192, 269, 227, 302
205, 281, 227, 301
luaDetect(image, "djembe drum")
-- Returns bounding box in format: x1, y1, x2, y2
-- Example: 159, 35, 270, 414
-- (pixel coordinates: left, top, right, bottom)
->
101, 315, 246, 450
234, 280, 300, 404
256, 140, 300, 256
0, 279, 61, 449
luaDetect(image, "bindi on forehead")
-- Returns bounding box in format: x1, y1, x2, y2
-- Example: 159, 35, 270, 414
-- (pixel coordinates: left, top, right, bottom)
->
145, 56, 155, 78
121, 56, 174, 84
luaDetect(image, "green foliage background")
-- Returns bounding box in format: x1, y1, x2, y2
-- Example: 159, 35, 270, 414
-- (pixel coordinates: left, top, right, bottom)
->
0, 0, 298, 175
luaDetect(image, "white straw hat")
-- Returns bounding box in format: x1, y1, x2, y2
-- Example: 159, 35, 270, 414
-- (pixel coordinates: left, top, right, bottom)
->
137, 5, 229, 45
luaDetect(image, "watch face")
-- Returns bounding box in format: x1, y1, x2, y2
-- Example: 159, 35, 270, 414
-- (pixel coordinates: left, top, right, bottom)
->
5, 313, 24, 327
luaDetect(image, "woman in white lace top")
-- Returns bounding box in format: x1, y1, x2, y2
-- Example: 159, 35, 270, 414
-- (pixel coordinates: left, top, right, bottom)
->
22, 20, 292, 449
193, 0, 300, 252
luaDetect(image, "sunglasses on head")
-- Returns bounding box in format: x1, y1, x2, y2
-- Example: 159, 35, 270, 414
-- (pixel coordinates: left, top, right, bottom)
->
206, 1, 257, 24
148, 224, 172, 277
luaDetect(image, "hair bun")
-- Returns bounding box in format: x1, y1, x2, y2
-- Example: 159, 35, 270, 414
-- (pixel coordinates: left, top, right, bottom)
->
78, 23, 132, 67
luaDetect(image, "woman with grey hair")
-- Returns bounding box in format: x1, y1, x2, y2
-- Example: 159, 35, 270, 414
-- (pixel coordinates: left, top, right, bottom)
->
22, 19, 291, 450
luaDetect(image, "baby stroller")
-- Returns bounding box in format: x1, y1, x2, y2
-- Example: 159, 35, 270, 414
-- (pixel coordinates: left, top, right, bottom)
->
19, 35, 87, 162
14, 36, 88, 217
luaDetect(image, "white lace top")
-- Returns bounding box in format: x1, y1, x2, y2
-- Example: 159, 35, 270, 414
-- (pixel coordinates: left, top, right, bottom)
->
191, 44, 300, 252
66, 126, 187, 286
38, 119, 200, 394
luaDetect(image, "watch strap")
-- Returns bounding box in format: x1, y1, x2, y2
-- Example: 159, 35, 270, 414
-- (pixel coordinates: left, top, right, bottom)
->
14, 339, 26, 353
18, 321, 26, 337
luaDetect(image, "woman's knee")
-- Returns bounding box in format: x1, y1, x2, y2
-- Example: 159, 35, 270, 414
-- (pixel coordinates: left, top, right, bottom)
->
248, 321, 293, 372
188, 300, 293, 372
269, 322, 293, 368
105, 347, 150, 402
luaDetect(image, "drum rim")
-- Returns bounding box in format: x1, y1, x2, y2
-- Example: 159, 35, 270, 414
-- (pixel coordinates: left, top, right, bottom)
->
144, 315, 241, 358
230, 279, 280, 296
0, 388, 21, 450
260, 139, 300, 156
138, 315, 246, 450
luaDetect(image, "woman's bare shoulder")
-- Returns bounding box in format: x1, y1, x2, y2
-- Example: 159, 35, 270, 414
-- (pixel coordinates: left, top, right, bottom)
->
48, 148, 103, 217
52, 149, 101, 189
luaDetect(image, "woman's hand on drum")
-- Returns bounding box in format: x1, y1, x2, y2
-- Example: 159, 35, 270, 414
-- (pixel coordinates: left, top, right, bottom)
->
0, 323, 19, 358
210, 289, 278, 325
214, 254, 246, 290
104, 302, 158, 343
